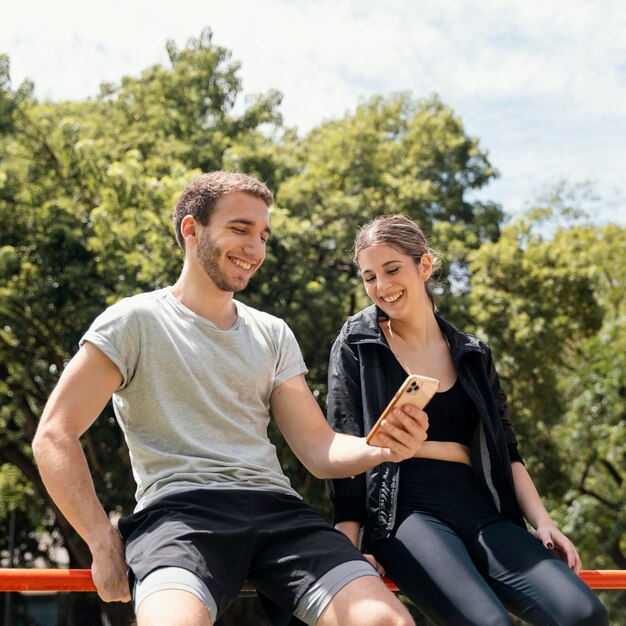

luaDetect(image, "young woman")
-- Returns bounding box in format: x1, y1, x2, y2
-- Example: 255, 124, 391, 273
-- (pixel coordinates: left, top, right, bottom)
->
327, 215, 608, 626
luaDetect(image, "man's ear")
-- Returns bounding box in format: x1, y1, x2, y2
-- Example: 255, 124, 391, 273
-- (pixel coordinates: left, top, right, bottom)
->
180, 215, 198, 244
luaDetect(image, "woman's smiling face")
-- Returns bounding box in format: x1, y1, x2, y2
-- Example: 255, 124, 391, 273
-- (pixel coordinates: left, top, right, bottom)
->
357, 243, 432, 319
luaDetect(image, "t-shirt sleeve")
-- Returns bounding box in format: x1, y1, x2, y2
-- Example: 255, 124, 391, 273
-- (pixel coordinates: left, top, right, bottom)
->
273, 321, 307, 389
79, 299, 141, 391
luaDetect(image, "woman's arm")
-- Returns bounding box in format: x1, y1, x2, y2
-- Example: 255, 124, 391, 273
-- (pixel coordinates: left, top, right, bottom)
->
335, 520, 385, 576
482, 345, 524, 462
511, 461, 581, 572
483, 345, 580, 570
326, 337, 368, 521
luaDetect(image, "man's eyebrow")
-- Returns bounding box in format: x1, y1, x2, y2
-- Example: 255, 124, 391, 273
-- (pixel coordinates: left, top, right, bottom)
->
226, 218, 272, 236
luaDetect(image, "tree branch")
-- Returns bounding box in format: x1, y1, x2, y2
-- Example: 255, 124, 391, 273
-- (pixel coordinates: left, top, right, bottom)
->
578, 486, 620, 510
601, 459, 623, 487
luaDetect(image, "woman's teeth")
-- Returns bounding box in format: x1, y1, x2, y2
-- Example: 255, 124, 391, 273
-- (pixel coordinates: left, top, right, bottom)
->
382, 291, 403, 303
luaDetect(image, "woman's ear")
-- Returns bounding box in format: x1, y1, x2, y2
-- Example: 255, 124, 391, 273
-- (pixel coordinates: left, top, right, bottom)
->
420, 253, 434, 281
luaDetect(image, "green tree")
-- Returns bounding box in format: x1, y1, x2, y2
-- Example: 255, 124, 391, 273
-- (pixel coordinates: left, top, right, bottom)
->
249, 93, 503, 514
274, 92, 501, 376
468, 191, 625, 621
0, 29, 283, 625
6, 27, 620, 625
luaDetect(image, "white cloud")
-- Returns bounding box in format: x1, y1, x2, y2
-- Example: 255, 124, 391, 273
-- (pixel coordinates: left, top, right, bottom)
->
2, 0, 625, 221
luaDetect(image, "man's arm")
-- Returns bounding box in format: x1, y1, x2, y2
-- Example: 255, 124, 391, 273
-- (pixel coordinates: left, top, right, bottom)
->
32, 342, 131, 602
270, 374, 428, 479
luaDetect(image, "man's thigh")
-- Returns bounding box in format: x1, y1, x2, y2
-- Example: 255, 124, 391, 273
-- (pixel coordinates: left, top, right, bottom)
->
134, 566, 218, 625
247, 492, 378, 624
315, 574, 413, 626
136, 588, 212, 626
119, 490, 257, 616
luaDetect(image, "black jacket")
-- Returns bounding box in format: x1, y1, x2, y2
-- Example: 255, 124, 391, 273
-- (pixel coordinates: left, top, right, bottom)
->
326, 304, 526, 545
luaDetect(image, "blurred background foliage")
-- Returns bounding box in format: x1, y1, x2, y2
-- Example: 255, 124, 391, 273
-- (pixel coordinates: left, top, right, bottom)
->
0, 28, 624, 625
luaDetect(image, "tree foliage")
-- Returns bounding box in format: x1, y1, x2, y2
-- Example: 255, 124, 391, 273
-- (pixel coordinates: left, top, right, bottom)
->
1, 30, 624, 626
0, 29, 284, 625
468, 194, 625, 620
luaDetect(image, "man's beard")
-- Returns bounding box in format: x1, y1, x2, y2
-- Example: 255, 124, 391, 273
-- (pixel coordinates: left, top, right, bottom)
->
196, 231, 250, 292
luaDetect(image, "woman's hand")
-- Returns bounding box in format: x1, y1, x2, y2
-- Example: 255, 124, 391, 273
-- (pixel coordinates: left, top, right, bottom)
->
334, 521, 386, 576
536, 523, 582, 573
364, 553, 386, 576
510, 462, 582, 573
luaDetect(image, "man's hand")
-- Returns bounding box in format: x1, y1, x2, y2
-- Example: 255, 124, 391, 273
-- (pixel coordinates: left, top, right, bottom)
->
369, 404, 428, 462
90, 532, 131, 603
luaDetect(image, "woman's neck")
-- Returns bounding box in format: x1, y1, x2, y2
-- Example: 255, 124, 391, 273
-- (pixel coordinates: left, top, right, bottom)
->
384, 306, 440, 349
382, 305, 454, 383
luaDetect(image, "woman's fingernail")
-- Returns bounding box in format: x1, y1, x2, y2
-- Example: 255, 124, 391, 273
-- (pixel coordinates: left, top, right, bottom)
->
547, 543, 554, 549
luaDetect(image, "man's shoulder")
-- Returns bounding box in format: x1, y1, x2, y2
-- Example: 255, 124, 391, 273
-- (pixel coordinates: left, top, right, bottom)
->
236, 300, 289, 332
104, 288, 171, 315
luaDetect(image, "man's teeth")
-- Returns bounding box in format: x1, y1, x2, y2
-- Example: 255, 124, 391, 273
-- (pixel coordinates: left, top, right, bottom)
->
382, 292, 403, 303
232, 258, 252, 270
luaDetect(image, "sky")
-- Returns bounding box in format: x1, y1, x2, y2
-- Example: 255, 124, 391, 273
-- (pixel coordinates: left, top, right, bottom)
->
3, 0, 625, 223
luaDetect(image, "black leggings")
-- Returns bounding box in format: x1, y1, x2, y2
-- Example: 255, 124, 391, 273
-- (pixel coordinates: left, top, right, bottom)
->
370, 460, 608, 626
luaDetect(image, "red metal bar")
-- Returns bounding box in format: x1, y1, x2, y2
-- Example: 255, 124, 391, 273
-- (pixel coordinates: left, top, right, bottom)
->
0, 569, 96, 592
0, 568, 624, 593
578, 570, 626, 590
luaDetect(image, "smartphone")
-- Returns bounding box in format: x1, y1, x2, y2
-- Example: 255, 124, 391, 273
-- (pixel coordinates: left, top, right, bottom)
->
366, 374, 440, 446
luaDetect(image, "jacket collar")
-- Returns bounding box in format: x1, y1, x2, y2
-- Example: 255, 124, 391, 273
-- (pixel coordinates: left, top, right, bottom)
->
341, 304, 485, 360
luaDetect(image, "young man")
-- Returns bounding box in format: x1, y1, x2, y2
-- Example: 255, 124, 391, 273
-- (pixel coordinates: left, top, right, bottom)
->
33, 171, 427, 626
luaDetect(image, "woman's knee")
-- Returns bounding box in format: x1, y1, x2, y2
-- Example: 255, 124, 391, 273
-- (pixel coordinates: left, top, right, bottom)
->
534, 593, 609, 626
573, 598, 609, 626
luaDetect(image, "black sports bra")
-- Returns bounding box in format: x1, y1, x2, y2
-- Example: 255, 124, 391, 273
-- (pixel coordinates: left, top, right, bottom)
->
423, 378, 479, 446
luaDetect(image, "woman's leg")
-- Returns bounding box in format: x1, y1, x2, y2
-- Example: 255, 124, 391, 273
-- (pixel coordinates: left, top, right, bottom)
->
371, 512, 513, 626
468, 521, 609, 626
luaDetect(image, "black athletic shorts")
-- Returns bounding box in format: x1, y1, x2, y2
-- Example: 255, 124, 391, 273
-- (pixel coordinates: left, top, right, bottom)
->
118, 488, 371, 621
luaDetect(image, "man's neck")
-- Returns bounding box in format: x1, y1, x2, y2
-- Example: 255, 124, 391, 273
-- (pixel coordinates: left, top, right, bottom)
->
171, 265, 238, 330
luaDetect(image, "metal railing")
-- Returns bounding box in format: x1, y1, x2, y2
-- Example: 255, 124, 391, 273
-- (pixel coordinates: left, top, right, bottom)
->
1, 568, 625, 592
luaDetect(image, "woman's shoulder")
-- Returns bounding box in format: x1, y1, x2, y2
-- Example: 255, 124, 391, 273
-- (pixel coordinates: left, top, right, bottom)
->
338, 304, 381, 341
435, 314, 490, 354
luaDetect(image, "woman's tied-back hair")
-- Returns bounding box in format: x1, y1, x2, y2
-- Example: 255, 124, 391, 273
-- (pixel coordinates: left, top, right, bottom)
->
172, 171, 274, 251
353, 214, 441, 307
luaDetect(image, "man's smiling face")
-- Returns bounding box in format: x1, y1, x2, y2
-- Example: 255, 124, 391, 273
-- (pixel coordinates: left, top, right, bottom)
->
195, 191, 271, 293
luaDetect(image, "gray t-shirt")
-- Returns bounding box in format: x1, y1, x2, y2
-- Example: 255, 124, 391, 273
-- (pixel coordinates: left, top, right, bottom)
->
81, 287, 307, 511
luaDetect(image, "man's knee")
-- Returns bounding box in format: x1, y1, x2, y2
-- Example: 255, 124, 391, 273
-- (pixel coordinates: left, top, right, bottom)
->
316, 575, 414, 626
358, 604, 414, 626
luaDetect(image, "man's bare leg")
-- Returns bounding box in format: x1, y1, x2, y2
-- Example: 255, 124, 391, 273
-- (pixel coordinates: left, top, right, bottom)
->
317, 575, 414, 626
136, 590, 212, 626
